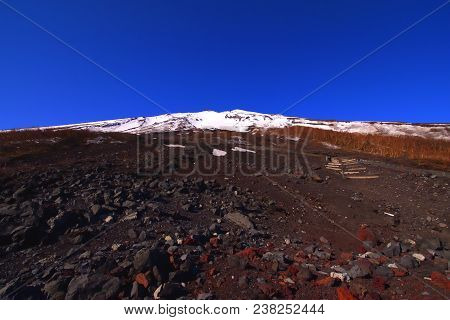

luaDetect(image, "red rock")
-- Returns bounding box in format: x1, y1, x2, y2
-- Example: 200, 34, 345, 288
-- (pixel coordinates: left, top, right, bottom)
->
358, 245, 368, 254
315, 276, 334, 287
135, 273, 149, 288
199, 254, 209, 263
392, 268, 408, 277
209, 237, 219, 247
236, 247, 257, 259
430, 272, 450, 290
287, 265, 299, 276
340, 252, 353, 262
337, 286, 356, 300
377, 255, 388, 264
357, 224, 376, 242
183, 235, 195, 245
294, 250, 306, 263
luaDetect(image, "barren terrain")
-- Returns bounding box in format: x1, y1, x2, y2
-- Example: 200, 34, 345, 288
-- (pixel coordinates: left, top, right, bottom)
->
0, 129, 449, 299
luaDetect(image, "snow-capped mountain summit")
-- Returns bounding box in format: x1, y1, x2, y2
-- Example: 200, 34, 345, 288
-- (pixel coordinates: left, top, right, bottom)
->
20, 110, 450, 140
42, 110, 292, 133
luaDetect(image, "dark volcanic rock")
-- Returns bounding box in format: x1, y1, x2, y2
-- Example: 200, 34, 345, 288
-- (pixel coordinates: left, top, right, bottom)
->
297, 267, 314, 282
158, 283, 187, 300
65, 274, 118, 300
43, 277, 70, 299
65, 275, 89, 300
11, 225, 41, 247
92, 277, 121, 299
419, 238, 442, 251
133, 248, 171, 279
13, 186, 31, 200
224, 212, 254, 230
47, 211, 79, 236
374, 266, 394, 279
90, 204, 102, 216
399, 255, 419, 269
382, 241, 402, 257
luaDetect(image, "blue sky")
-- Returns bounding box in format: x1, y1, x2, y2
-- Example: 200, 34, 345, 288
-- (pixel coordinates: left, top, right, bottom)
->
0, 0, 449, 129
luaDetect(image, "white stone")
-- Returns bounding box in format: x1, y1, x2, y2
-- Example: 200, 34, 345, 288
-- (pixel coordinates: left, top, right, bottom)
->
212, 149, 227, 157
412, 253, 425, 261
330, 272, 348, 282
153, 284, 162, 300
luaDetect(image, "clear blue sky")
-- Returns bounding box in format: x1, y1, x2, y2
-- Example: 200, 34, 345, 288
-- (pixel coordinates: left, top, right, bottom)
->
1, 0, 449, 129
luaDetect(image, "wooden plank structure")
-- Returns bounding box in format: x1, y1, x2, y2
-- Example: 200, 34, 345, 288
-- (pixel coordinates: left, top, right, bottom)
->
325, 157, 379, 179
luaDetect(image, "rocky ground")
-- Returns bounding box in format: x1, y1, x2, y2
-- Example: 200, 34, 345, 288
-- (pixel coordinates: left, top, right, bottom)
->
0, 130, 449, 300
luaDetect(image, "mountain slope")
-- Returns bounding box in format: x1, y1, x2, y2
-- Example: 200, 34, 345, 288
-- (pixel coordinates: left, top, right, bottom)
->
13, 110, 450, 140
